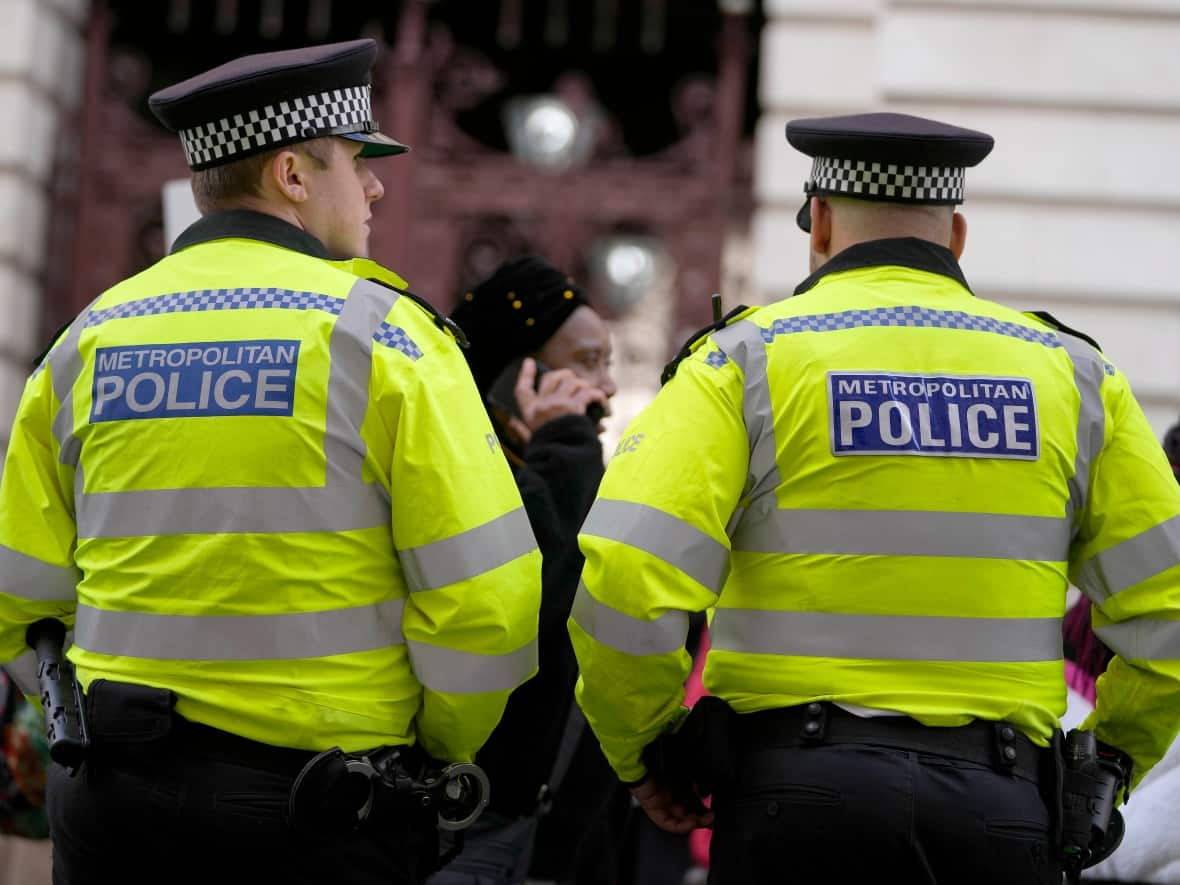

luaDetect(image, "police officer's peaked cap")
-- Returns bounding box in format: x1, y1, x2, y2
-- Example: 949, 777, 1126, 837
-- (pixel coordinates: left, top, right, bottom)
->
787, 112, 994, 232
149, 38, 409, 171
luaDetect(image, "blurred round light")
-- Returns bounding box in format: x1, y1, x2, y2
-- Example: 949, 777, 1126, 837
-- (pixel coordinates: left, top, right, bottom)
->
590, 235, 671, 314
604, 243, 655, 290
504, 96, 581, 171
523, 104, 577, 156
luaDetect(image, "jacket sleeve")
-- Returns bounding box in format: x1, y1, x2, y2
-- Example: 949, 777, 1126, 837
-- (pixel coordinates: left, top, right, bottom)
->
0, 362, 81, 695
521, 415, 604, 540
1069, 363, 1180, 792
569, 342, 748, 781
374, 304, 542, 764
518, 415, 604, 640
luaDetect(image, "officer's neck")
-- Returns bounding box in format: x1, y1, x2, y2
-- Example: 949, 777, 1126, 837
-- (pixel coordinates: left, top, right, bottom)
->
227, 196, 305, 233
813, 231, 956, 274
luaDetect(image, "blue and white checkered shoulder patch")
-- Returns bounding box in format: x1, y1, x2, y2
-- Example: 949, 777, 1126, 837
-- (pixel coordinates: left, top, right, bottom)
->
759, 306, 1063, 349
373, 322, 423, 361
704, 349, 730, 369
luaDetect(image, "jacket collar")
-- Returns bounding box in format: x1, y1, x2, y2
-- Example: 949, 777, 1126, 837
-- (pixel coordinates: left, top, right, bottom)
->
793, 237, 972, 296
170, 209, 331, 259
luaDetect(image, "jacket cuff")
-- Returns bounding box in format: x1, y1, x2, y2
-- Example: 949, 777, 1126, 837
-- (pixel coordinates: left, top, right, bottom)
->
620, 770, 649, 788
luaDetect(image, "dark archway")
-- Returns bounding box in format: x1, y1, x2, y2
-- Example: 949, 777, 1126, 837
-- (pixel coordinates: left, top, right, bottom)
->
46, 0, 761, 344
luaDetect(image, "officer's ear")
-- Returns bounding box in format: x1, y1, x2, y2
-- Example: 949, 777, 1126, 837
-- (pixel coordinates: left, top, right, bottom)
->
950, 211, 967, 260
809, 197, 832, 255
268, 148, 311, 205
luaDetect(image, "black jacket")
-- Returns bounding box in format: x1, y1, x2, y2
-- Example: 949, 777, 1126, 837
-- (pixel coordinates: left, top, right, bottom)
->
475, 414, 614, 822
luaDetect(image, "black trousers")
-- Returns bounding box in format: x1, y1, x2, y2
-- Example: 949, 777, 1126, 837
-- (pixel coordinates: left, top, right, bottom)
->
708, 742, 1061, 885
47, 741, 431, 885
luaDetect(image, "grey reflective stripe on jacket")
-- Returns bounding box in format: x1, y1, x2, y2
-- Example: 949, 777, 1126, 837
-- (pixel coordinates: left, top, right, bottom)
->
1094, 617, 1180, 662
400, 507, 535, 593
580, 499, 729, 593
73, 598, 405, 661
710, 608, 1063, 663
734, 509, 1070, 560
407, 637, 538, 695
0, 544, 80, 602
47, 303, 96, 472
571, 581, 689, 657
710, 320, 781, 535
1055, 330, 1107, 537
1075, 515, 1180, 605
48, 278, 398, 539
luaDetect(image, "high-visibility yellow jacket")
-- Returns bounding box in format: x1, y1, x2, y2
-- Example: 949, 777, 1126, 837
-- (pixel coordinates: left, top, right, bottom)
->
0, 211, 541, 763
571, 238, 1180, 790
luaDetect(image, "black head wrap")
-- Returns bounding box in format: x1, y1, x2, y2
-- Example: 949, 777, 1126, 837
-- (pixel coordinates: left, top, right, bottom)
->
1164, 418, 1180, 483
449, 255, 589, 395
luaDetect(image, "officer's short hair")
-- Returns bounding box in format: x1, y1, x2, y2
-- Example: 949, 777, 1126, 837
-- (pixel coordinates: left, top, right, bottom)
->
190, 138, 332, 215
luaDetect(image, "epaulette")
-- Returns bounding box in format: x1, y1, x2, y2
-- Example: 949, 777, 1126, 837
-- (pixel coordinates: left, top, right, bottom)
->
660, 304, 754, 385
1024, 310, 1102, 353
31, 318, 74, 370
366, 278, 469, 349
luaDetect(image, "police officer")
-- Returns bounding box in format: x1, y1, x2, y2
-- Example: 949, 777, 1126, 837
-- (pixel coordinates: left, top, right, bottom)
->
568, 112, 1180, 884
0, 40, 541, 884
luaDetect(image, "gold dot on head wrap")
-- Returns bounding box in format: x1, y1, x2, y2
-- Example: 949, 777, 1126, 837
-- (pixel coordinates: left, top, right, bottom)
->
526, 318, 535, 326
464, 292, 473, 301
512, 300, 522, 309
563, 290, 574, 300
506, 291, 516, 301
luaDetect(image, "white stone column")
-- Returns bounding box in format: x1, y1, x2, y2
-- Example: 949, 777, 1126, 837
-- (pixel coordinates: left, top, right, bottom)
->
754, 0, 1180, 437
0, 0, 89, 453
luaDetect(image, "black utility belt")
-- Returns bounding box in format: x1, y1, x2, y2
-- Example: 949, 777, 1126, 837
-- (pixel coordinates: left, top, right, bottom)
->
83, 679, 491, 841
737, 702, 1045, 783
85, 678, 317, 776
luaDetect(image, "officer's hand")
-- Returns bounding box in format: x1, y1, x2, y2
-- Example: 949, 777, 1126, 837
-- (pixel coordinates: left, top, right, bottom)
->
511, 358, 609, 442
629, 776, 713, 834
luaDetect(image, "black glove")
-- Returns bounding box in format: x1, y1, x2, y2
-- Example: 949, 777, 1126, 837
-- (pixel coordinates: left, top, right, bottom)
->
641, 696, 737, 812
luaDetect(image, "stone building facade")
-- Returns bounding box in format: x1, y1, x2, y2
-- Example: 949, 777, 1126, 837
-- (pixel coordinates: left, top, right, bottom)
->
753, 0, 1180, 438
0, 0, 88, 453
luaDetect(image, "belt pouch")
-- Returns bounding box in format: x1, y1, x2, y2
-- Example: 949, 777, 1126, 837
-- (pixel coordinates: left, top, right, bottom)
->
86, 678, 177, 746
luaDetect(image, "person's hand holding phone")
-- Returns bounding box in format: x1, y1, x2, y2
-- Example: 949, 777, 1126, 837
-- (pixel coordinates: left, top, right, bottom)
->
505, 358, 609, 445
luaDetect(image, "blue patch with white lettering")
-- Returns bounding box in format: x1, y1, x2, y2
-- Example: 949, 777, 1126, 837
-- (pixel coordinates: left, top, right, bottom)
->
828, 371, 1039, 460
90, 340, 300, 422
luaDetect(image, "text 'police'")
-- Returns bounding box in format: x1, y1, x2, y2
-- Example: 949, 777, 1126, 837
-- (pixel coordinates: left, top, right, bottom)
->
90, 340, 300, 422
828, 371, 1039, 460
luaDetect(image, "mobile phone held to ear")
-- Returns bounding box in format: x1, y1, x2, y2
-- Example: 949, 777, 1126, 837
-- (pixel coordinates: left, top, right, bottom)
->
486, 358, 605, 424
487, 357, 541, 420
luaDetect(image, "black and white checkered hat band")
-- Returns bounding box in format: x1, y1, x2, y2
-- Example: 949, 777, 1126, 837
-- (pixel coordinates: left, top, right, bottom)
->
179, 85, 374, 169
806, 156, 966, 203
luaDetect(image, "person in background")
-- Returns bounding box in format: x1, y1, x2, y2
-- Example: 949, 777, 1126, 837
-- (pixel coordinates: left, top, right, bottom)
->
1163, 417, 1180, 483
1064, 598, 1114, 709
431, 256, 619, 885
0, 39, 541, 884
0, 671, 49, 841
